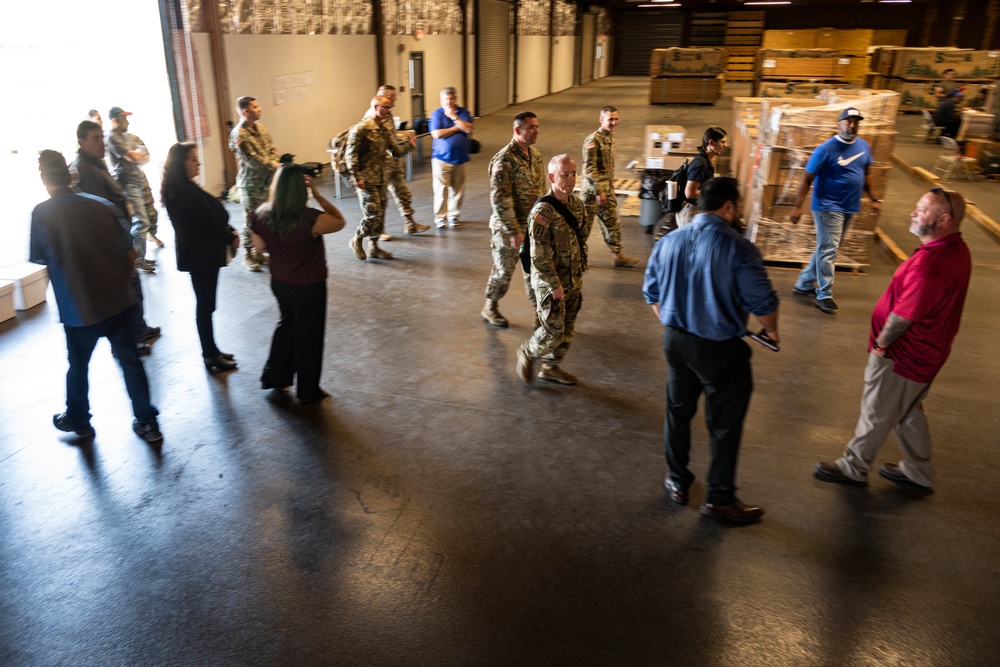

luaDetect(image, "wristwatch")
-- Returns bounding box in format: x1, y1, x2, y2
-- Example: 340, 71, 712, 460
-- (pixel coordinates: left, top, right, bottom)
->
870, 198, 882, 204
872, 342, 885, 352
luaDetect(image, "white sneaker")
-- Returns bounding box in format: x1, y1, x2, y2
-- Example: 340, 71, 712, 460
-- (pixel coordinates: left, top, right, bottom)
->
435, 219, 446, 228
447, 218, 460, 227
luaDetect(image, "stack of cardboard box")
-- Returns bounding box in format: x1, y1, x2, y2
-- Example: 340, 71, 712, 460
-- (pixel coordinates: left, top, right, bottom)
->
743, 90, 900, 268
649, 48, 727, 104
869, 48, 1000, 111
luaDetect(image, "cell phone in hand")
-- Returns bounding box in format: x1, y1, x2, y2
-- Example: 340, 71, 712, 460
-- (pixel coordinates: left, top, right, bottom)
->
747, 328, 779, 352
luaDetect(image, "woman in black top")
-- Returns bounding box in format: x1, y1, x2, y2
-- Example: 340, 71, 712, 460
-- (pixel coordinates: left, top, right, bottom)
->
161, 142, 239, 373
677, 126, 727, 227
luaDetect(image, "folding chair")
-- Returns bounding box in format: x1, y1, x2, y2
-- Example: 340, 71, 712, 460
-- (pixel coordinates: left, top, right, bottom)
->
931, 136, 977, 182
917, 110, 944, 141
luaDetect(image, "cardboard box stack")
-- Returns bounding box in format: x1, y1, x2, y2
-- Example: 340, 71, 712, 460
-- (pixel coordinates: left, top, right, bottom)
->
649, 48, 727, 104
754, 49, 852, 96
744, 91, 900, 268
869, 48, 1000, 110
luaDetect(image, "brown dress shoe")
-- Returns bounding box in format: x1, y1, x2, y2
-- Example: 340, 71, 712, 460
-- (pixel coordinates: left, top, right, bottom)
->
814, 461, 866, 486
879, 463, 933, 493
662, 474, 689, 505
700, 499, 764, 523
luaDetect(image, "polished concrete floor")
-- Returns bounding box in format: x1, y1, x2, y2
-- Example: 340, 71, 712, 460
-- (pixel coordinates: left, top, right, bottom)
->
2, 78, 999, 666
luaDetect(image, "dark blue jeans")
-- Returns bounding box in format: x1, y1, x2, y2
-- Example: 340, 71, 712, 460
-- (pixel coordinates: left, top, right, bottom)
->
190, 268, 221, 358
64, 304, 158, 424
663, 327, 753, 505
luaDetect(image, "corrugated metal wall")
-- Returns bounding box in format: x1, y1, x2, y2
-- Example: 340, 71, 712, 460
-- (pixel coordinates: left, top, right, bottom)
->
614, 10, 682, 75
477, 0, 513, 117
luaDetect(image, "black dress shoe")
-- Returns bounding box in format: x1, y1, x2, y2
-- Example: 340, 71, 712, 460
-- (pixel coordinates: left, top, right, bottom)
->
662, 474, 689, 505
700, 499, 764, 524
814, 461, 866, 486
204, 355, 237, 373
53, 412, 95, 438
298, 388, 329, 406
217, 351, 235, 361
879, 464, 934, 493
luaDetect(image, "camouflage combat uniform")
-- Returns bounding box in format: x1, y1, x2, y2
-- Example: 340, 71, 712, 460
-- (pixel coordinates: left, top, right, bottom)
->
483, 139, 546, 303
107, 130, 158, 257
523, 193, 588, 364
229, 120, 278, 250
363, 110, 416, 225
346, 117, 408, 239
582, 128, 624, 255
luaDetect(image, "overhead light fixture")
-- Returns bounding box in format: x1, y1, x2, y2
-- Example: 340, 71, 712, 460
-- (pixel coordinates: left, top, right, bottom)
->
744, 1, 791, 4
878, 0, 911, 3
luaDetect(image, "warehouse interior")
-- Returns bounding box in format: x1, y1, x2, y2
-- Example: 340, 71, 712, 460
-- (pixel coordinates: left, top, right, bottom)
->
2, 1, 1000, 665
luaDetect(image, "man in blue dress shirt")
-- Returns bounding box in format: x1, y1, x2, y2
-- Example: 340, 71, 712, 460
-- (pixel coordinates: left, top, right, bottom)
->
643, 177, 779, 524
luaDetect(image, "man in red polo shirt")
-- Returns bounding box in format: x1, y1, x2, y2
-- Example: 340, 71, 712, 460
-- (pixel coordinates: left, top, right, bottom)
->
814, 187, 971, 491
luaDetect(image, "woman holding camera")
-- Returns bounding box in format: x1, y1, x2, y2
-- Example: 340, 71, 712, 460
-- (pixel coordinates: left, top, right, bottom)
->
250, 164, 346, 405
161, 142, 239, 373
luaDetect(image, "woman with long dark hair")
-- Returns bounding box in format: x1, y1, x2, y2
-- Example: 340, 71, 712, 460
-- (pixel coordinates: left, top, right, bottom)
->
250, 164, 346, 405
161, 142, 239, 373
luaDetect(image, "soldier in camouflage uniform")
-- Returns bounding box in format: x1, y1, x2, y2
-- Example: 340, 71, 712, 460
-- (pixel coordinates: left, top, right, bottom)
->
346, 96, 416, 261
582, 106, 638, 268
106, 107, 159, 273
516, 155, 589, 386
362, 85, 428, 240
229, 95, 279, 271
481, 111, 546, 327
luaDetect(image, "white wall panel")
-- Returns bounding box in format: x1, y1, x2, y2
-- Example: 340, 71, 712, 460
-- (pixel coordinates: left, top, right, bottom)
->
223, 34, 377, 164
516, 36, 550, 104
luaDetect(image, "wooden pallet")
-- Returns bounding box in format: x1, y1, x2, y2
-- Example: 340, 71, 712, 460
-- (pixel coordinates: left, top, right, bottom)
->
763, 259, 867, 274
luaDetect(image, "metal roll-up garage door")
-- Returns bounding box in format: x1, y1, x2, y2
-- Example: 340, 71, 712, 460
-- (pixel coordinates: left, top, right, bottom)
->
614, 10, 682, 76
477, 0, 512, 117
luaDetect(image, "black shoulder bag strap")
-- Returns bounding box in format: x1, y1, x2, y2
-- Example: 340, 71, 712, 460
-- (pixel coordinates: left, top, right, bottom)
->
520, 195, 581, 272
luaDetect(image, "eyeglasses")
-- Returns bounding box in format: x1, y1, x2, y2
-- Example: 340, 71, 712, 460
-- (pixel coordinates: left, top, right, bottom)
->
929, 186, 954, 217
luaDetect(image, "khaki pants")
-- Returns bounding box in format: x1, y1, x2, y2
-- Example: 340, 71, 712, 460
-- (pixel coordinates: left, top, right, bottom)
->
837, 354, 935, 487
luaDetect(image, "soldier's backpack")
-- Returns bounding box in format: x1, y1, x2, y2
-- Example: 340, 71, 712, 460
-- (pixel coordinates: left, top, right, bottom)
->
329, 126, 355, 176
659, 159, 690, 214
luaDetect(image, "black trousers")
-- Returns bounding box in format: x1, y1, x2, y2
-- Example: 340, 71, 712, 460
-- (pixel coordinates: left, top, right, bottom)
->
190, 268, 221, 359
262, 278, 327, 402
662, 327, 753, 505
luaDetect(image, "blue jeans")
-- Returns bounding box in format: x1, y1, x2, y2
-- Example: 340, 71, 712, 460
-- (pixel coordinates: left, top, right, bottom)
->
64, 305, 158, 424
794, 210, 854, 301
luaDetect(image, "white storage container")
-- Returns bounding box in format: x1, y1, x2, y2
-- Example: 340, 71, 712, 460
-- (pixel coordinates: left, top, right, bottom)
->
0, 262, 49, 311
0, 279, 15, 323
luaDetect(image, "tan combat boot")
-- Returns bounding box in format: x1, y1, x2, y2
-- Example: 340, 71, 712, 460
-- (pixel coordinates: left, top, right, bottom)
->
404, 218, 430, 234
613, 252, 639, 268
516, 344, 538, 384
348, 235, 367, 260
368, 237, 393, 259
481, 299, 509, 327
538, 364, 577, 385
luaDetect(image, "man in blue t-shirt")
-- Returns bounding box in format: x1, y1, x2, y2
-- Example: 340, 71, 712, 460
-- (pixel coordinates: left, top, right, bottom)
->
790, 107, 881, 313
429, 87, 474, 228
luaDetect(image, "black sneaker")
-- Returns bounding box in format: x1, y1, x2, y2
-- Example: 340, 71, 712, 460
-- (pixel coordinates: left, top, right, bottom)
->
53, 412, 95, 437
816, 298, 838, 313
132, 419, 163, 444
792, 286, 814, 296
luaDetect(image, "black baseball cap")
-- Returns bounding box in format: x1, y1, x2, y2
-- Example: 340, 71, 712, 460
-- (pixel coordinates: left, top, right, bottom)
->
837, 108, 864, 122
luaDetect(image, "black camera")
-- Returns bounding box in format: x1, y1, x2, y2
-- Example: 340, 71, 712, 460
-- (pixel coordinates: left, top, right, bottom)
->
279, 153, 324, 178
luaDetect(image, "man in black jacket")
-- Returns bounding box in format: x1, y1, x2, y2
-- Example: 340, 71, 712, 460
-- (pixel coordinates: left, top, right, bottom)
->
70, 120, 161, 354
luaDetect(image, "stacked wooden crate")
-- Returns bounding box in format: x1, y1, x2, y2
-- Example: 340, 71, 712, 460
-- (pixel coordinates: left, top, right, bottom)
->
869, 48, 1000, 110
744, 91, 901, 269
724, 11, 765, 83
649, 48, 727, 104
753, 49, 852, 96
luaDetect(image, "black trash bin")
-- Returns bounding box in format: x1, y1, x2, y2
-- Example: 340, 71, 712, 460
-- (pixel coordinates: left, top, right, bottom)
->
638, 168, 669, 229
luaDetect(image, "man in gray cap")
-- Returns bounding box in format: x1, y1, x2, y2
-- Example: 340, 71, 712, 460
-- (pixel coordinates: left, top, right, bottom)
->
106, 106, 161, 272
789, 107, 881, 313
